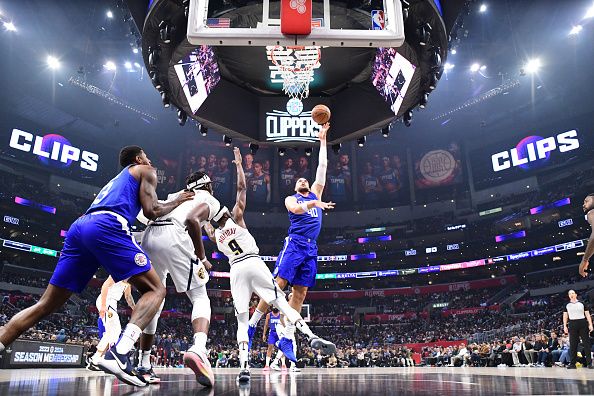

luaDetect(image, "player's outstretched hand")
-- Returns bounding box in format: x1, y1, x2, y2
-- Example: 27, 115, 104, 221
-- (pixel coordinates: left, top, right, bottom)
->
315, 200, 335, 210
318, 123, 330, 141
579, 259, 589, 277
176, 191, 195, 203
232, 147, 242, 165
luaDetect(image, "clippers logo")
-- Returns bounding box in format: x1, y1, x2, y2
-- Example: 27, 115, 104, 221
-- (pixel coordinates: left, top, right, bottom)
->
491, 130, 579, 172
9, 129, 99, 172
265, 101, 322, 143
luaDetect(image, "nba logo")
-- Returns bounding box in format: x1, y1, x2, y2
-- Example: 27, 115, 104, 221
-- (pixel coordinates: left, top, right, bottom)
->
372, 10, 385, 30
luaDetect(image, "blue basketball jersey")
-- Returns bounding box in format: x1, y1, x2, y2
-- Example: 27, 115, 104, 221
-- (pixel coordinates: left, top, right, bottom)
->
269, 312, 281, 334
86, 165, 141, 225
288, 192, 322, 240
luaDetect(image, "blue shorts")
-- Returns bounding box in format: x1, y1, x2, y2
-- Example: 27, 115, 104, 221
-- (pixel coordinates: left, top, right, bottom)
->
268, 330, 280, 346
49, 212, 151, 293
272, 235, 317, 288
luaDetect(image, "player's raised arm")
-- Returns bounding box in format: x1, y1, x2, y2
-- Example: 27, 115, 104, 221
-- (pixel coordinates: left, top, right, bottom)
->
579, 210, 594, 277
232, 147, 248, 228
137, 166, 194, 220
311, 123, 330, 198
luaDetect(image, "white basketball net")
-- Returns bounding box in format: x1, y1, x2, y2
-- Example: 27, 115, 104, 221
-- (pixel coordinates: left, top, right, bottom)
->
267, 45, 321, 100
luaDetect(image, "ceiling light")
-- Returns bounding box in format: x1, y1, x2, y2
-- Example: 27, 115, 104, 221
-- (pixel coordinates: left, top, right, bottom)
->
451, 48, 457, 55
305, 148, 312, 156
177, 109, 187, 126
199, 125, 208, 136
470, 63, 480, 72
479, 4, 487, 13
524, 58, 541, 74
480, 65, 487, 71
569, 25, 583, 35
132, 48, 139, 54
3, 21, 16, 32
585, 4, 594, 19
106, 10, 114, 19
103, 61, 117, 71
278, 148, 286, 156
223, 135, 232, 146
444, 62, 455, 71
46, 56, 60, 70
124, 61, 132, 70
381, 126, 390, 137
133, 62, 141, 68
161, 91, 170, 108
357, 136, 366, 147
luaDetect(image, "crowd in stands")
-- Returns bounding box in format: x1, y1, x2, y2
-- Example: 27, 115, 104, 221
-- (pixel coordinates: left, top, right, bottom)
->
1, 270, 592, 369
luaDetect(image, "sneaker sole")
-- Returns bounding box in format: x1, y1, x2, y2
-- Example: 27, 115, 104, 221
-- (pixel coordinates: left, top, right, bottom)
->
237, 375, 250, 383
184, 352, 214, 387
98, 359, 148, 387
310, 338, 336, 355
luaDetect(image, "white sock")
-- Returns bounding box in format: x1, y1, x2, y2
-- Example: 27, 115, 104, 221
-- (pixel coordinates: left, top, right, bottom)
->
249, 309, 264, 327
295, 320, 315, 339
239, 342, 249, 369
115, 324, 142, 355
284, 323, 296, 339
193, 332, 207, 352
0, 342, 5, 353
273, 350, 283, 364
266, 356, 271, 366
139, 350, 151, 368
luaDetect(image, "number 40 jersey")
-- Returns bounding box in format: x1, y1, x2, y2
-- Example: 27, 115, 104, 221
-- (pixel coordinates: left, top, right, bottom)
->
215, 218, 260, 264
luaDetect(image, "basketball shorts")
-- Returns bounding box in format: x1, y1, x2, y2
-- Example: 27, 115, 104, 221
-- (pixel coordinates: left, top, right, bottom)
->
49, 211, 151, 293
95, 296, 121, 345
141, 221, 209, 292
268, 330, 280, 346
230, 256, 283, 315
272, 234, 318, 288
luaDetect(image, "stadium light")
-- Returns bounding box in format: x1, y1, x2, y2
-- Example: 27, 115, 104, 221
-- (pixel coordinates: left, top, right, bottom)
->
524, 58, 541, 74
357, 136, 366, 147
278, 148, 286, 156
569, 25, 583, 35
479, 4, 487, 13
305, 148, 313, 156
444, 62, 455, 71
133, 62, 141, 69
450, 48, 457, 55
103, 61, 117, 71
132, 48, 139, 54
46, 56, 60, 70
585, 3, 594, 19
480, 65, 487, 71
124, 61, 132, 70
106, 10, 114, 19
470, 63, 481, 72
3, 21, 16, 32
199, 124, 208, 136
223, 135, 232, 146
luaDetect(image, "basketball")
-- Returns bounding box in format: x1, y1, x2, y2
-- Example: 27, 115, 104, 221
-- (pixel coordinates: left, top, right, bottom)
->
311, 104, 331, 125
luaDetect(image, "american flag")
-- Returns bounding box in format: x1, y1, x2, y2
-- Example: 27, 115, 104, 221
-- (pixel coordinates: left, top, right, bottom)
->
311, 18, 323, 28
206, 18, 231, 28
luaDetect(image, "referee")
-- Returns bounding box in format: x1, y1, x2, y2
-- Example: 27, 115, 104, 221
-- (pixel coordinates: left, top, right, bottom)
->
563, 289, 593, 369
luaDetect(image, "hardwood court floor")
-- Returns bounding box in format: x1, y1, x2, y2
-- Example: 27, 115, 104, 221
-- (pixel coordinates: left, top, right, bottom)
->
0, 366, 593, 395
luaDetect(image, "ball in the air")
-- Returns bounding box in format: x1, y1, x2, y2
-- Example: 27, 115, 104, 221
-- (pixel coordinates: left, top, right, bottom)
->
311, 104, 331, 125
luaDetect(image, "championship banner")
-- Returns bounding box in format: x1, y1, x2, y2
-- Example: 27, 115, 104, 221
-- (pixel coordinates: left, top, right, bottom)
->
5, 340, 84, 368
413, 141, 463, 189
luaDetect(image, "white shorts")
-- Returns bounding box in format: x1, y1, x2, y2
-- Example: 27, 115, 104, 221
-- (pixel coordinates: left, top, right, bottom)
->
230, 256, 283, 315
95, 296, 121, 344
141, 222, 209, 293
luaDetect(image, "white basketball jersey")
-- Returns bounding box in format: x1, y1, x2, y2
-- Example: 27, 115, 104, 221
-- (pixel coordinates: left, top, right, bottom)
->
215, 218, 259, 263
107, 281, 128, 302
157, 190, 221, 227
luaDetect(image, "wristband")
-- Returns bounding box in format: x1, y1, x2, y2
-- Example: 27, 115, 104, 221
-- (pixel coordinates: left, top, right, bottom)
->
200, 257, 208, 263
300, 202, 309, 212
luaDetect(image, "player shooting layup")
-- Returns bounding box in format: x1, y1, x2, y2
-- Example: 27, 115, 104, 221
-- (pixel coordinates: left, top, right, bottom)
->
0, 146, 193, 387
248, 123, 334, 355
204, 147, 335, 384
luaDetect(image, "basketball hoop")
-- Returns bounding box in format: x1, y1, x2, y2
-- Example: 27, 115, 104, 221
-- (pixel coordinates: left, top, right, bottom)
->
267, 45, 321, 100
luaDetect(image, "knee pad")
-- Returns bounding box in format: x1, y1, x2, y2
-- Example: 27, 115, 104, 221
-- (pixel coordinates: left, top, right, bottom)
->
143, 299, 165, 335
187, 287, 211, 322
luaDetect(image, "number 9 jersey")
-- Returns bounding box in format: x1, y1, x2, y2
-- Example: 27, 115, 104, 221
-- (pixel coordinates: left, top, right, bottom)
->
215, 218, 260, 264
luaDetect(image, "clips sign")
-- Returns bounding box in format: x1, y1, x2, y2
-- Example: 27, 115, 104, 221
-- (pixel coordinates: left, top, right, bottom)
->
491, 130, 579, 172
8, 128, 99, 172
265, 99, 322, 143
